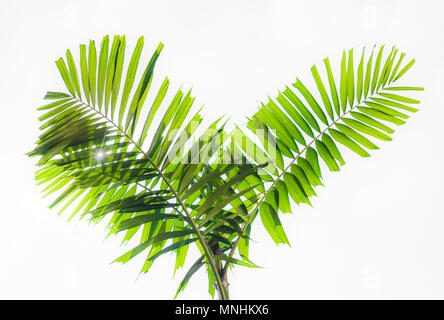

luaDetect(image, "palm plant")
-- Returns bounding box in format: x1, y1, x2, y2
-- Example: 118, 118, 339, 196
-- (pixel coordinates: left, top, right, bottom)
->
28, 36, 422, 300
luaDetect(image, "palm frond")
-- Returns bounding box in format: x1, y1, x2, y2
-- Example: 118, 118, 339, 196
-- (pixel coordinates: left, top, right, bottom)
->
226, 45, 423, 266
28, 35, 263, 299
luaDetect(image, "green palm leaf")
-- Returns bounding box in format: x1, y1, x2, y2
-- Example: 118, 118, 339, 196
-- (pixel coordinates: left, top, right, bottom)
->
223, 45, 423, 280
28, 35, 263, 300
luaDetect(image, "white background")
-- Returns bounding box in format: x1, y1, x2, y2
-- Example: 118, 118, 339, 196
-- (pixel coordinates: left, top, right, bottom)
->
0, 0, 443, 299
